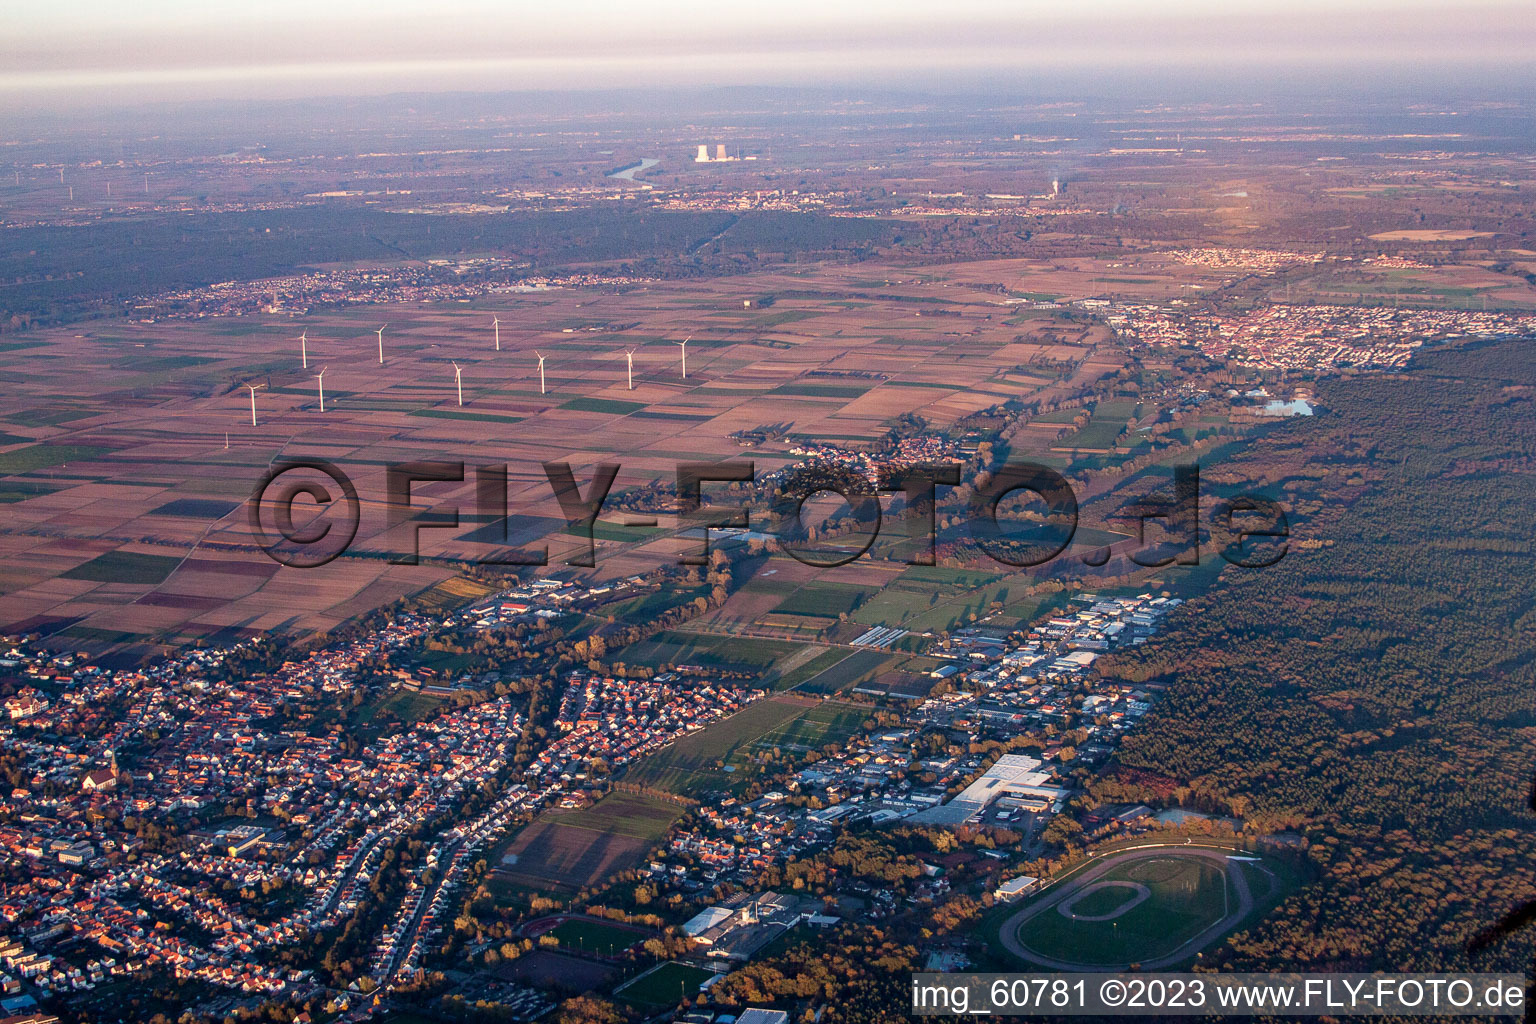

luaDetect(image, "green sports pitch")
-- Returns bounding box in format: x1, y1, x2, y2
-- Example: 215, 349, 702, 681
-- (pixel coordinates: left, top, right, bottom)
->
1007, 849, 1248, 968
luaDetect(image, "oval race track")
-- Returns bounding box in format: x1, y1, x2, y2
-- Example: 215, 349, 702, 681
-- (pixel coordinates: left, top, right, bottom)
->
1000, 844, 1254, 971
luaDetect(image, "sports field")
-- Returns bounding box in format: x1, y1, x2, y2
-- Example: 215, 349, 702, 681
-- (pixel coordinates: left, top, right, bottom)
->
1003, 847, 1259, 969
543, 917, 652, 957
616, 961, 718, 1007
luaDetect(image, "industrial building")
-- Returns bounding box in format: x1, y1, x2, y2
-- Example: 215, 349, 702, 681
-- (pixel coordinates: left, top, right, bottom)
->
908, 753, 1064, 824
682, 892, 810, 961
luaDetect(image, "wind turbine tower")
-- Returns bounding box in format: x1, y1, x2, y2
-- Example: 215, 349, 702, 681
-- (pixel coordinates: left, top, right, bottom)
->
315, 367, 327, 412
625, 349, 635, 390
299, 330, 309, 369
452, 362, 464, 406
535, 352, 547, 395
492, 316, 501, 351
245, 383, 265, 427
677, 336, 691, 379
375, 325, 387, 364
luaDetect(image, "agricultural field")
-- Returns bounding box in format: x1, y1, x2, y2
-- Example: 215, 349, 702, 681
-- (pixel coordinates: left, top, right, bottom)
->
492, 792, 684, 892
1053, 399, 1140, 452
611, 629, 801, 675
793, 648, 894, 695
770, 646, 851, 690
60, 550, 182, 585
623, 693, 823, 795
772, 581, 873, 616
754, 701, 870, 753
0, 257, 1138, 659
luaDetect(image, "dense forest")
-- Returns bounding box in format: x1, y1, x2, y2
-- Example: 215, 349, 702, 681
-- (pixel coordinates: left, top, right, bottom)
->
1095, 338, 1536, 973
0, 207, 895, 328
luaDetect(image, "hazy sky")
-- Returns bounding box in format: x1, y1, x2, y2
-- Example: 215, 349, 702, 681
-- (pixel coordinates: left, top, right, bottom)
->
3, 0, 1533, 107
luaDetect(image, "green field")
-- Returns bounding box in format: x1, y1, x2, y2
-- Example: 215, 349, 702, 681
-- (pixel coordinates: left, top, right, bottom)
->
0, 443, 113, 475
1033, 407, 1084, 424
545, 917, 650, 956
493, 792, 685, 892
150, 498, 241, 519
899, 578, 1021, 633
350, 689, 450, 739
771, 581, 873, 618
754, 701, 869, 752
769, 382, 870, 398
407, 408, 525, 423
130, 354, 220, 372
4, 408, 100, 428
590, 519, 667, 541
1056, 400, 1139, 450
850, 585, 942, 627
773, 647, 850, 690
616, 961, 717, 1007
561, 396, 646, 415
846, 562, 1083, 634
54, 625, 147, 645
553, 792, 683, 839
1013, 854, 1235, 967
794, 648, 893, 695
61, 550, 181, 584
624, 694, 821, 795
603, 584, 713, 622
409, 575, 496, 612
615, 630, 801, 673
898, 565, 1008, 588
0, 480, 61, 504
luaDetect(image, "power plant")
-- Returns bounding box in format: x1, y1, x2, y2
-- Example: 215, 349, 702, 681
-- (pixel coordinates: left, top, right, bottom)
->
694, 142, 745, 163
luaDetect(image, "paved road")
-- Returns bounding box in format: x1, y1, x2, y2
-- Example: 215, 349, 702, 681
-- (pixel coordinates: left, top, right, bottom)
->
1000, 844, 1254, 971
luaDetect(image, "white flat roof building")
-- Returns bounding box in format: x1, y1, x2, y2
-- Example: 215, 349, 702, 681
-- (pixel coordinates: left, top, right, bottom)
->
910, 753, 1052, 824
737, 1010, 789, 1024
996, 875, 1040, 900
683, 905, 733, 937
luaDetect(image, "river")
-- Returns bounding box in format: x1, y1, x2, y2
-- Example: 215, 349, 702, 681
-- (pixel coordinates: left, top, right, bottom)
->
608, 157, 660, 182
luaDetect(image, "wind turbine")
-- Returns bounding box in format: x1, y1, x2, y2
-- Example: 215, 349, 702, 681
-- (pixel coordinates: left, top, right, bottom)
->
299, 330, 309, 369
535, 352, 546, 395
244, 383, 265, 427
375, 325, 387, 364
452, 362, 464, 406
491, 316, 501, 351
625, 349, 635, 390
315, 367, 327, 412
676, 335, 691, 379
